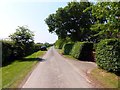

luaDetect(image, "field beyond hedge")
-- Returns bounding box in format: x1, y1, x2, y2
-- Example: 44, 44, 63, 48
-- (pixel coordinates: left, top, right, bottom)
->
1, 50, 46, 89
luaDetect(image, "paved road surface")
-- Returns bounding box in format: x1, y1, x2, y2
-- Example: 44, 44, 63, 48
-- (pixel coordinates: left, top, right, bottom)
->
22, 47, 98, 88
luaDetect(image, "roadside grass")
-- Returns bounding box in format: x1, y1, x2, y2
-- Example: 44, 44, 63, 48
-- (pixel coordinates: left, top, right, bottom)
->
57, 48, 120, 88
0, 68, 1, 89
1, 50, 46, 88
58, 49, 63, 54
90, 68, 119, 88
57, 49, 78, 60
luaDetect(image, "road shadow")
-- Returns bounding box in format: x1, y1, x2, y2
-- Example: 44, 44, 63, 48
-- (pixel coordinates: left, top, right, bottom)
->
18, 57, 46, 62
2, 57, 46, 67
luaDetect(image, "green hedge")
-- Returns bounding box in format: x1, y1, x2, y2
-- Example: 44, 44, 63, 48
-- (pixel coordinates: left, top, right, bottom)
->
70, 42, 94, 61
96, 39, 120, 73
1, 40, 15, 64
55, 39, 66, 49
62, 43, 74, 55
34, 43, 42, 52
1, 40, 42, 65
80, 42, 94, 61
70, 42, 82, 59
55, 37, 74, 49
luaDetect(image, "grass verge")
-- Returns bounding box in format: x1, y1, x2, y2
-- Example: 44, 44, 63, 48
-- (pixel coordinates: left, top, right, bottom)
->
1, 50, 46, 88
57, 49, 78, 60
90, 68, 119, 88
57, 48, 120, 88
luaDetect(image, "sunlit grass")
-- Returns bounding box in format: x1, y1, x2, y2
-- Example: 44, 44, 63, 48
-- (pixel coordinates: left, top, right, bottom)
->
91, 68, 119, 88
57, 48, 119, 88
57, 49, 78, 60
1, 50, 46, 88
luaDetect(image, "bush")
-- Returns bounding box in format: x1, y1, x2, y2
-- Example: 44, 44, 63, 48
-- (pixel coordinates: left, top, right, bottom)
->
80, 42, 94, 61
1, 40, 40, 66
1, 40, 15, 65
44, 42, 53, 48
96, 39, 120, 73
62, 43, 74, 55
55, 39, 66, 49
55, 37, 74, 49
93, 43, 97, 51
70, 42, 94, 61
70, 42, 83, 59
34, 43, 42, 52
9, 26, 35, 57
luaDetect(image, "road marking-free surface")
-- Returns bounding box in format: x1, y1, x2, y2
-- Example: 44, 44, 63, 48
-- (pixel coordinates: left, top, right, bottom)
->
22, 47, 97, 88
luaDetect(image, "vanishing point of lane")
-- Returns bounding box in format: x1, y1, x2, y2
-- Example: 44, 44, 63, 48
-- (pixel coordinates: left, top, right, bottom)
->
22, 47, 96, 88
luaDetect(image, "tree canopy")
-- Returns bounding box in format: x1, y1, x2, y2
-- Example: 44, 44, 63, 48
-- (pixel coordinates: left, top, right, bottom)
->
9, 26, 34, 57
90, 2, 120, 42
45, 1, 95, 41
45, 1, 120, 43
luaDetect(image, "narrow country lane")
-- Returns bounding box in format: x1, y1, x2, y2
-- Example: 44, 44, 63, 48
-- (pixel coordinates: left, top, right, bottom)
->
22, 47, 98, 88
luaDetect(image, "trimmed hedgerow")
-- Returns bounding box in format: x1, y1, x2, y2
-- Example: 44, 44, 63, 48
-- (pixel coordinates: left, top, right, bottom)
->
55, 39, 66, 49
55, 38, 74, 49
96, 39, 120, 73
70, 42, 93, 61
79, 42, 94, 61
1, 40, 15, 65
62, 43, 74, 55
70, 42, 83, 59
1, 40, 42, 66
34, 43, 42, 52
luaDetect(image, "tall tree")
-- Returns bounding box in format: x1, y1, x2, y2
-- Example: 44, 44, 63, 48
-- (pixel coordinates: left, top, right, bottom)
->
90, 2, 120, 42
9, 26, 34, 57
45, 1, 94, 41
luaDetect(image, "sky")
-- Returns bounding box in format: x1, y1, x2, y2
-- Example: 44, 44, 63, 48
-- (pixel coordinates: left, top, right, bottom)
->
0, 0, 95, 43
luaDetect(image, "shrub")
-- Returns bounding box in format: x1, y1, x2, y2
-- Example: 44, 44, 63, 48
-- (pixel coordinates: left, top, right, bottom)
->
55, 39, 66, 49
44, 42, 53, 48
55, 37, 74, 49
1, 40, 15, 65
70, 42, 94, 61
96, 39, 120, 73
34, 43, 42, 52
1, 40, 37, 65
62, 43, 74, 55
80, 42, 94, 61
9, 26, 35, 57
70, 42, 83, 59
93, 43, 97, 51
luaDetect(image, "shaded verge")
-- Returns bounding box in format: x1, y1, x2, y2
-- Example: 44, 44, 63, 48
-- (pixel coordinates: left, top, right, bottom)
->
1, 50, 46, 88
